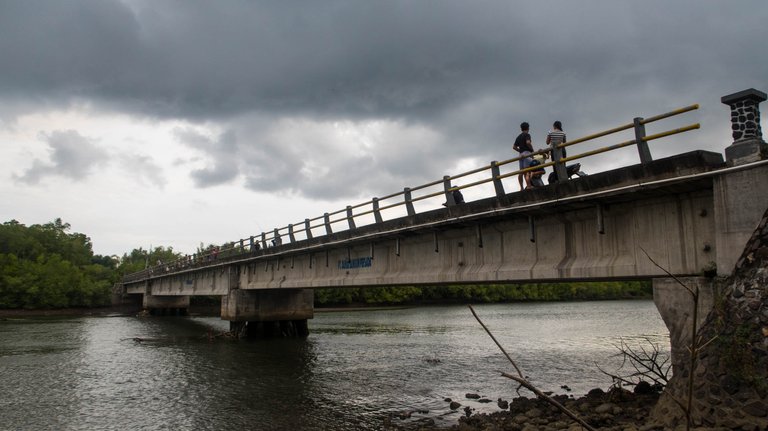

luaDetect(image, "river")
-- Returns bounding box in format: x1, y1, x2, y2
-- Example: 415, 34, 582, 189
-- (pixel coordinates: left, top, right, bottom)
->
0, 300, 669, 430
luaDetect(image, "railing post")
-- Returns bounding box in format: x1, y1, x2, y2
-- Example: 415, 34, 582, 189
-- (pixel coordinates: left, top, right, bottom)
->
288, 224, 296, 243
633, 117, 653, 164
273, 228, 282, 246
324, 213, 333, 235
442, 176, 456, 207
261, 232, 267, 249
239, 239, 244, 252
346, 206, 356, 230
403, 187, 416, 216
249, 236, 255, 250
304, 218, 313, 240
551, 141, 568, 182
372, 198, 383, 223
490, 161, 505, 198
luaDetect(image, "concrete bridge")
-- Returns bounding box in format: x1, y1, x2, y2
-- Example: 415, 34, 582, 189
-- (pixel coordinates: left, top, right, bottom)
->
119, 89, 768, 339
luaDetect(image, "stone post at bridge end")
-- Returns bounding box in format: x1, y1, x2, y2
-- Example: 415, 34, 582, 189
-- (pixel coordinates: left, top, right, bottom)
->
714, 88, 768, 276
721, 88, 767, 166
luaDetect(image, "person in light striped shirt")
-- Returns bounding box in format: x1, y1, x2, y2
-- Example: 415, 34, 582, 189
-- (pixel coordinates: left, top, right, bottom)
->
546, 121, 566, 149
546, 121, 567, 183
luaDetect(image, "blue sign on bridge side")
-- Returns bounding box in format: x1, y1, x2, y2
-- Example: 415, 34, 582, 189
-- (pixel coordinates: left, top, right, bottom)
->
338, 257, 373, 270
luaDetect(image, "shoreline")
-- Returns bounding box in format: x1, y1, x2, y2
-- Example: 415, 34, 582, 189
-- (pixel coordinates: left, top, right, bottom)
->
397, 386, 664, 431
0, 298, 654, 318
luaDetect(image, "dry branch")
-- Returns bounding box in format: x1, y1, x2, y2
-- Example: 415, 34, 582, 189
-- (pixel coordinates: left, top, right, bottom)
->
468, 305, 596, 431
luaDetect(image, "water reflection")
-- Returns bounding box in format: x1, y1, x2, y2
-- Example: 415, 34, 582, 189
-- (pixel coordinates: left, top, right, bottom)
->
0, 300, 669, 430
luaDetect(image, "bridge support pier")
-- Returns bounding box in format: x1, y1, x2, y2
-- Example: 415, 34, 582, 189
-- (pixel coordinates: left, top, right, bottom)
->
142, 294, 190, 316
652, 277, 718, 375
222, 289, 313, 338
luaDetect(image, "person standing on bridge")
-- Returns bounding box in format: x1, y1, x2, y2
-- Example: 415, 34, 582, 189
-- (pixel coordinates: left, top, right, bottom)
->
513, 122, 534, 190
546, 121, 567, 158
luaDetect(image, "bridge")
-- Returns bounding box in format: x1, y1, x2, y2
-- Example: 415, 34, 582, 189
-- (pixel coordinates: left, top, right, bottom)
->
118, 88, 768, 339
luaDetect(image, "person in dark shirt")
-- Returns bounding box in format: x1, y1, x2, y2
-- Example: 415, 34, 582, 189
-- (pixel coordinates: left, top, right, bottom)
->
513, 122, 534, 190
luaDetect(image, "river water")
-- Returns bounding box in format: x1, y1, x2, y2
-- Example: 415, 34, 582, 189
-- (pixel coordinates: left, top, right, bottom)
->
0, 300, 669, 430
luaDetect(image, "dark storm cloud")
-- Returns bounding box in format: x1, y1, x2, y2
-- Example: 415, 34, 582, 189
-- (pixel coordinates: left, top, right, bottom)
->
173, 127, 240, 187
15, 130, 108, 184
7, 0, 761, 121
2, 0, 767, 199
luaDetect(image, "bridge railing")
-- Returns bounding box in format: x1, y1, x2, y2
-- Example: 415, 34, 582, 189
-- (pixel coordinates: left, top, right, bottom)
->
125, 104, 699, 282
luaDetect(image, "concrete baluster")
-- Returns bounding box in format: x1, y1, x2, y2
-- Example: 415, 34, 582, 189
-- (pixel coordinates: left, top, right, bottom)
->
304, 218, 313, 240
372, 198, 383, 223
443, 176, 456, 207
633, 117, 652, 164
490, 161, 505, 198
323, 213, 333, 235
346, 206, 356, 230
404, 187, 416, 216
550, 140, 568, 182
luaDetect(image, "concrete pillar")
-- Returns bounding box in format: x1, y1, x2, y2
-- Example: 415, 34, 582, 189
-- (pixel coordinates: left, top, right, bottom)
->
652, 277, 717, 376
714, 88, 768, 275
221, 288, 313, 337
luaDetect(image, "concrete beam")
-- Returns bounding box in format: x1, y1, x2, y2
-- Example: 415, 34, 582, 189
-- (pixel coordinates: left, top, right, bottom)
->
142, 294, 190, 310
221, 288, 313, 322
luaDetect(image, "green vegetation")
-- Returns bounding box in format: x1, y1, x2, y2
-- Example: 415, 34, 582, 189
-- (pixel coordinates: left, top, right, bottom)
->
314, 281, 652, 307
0, 219, 117, 308
0, 218, 184, 309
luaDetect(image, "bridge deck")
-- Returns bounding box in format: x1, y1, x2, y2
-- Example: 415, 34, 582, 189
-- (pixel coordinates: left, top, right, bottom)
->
123, 150, 725, 290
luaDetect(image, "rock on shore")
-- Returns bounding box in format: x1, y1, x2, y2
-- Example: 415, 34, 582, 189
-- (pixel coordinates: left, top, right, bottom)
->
396, 387, 667, 431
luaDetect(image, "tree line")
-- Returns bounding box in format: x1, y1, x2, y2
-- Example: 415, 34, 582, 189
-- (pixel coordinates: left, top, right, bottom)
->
0, 219, 184, 309
0, 218, 650, 309
314, 281, 651, 307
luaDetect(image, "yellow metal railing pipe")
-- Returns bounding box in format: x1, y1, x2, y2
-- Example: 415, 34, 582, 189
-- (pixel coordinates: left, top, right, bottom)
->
558, 123, 701, 164
450, 163, 494, 181
640, 104, 699, 125
564, 122, 635, 147
409, 178, 444, 193
409, 189, 448, 203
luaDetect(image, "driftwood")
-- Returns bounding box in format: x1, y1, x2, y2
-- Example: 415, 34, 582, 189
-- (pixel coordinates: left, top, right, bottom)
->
468, 305, 596, 431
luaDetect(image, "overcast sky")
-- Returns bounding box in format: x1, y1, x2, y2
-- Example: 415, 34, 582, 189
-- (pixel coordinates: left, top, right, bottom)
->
1, 0, 766, 257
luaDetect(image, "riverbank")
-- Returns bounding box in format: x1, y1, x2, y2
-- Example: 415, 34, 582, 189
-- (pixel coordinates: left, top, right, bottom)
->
0, 306, 132, 318
396, 386, 665, 431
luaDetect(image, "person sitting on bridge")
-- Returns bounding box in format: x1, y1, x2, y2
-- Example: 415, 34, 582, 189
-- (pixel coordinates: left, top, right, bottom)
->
529, 151, 549, 188
442, 188, 465, 206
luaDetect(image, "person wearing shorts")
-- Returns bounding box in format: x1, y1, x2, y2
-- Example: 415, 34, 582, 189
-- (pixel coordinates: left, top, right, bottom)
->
513, 122, 534, 189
